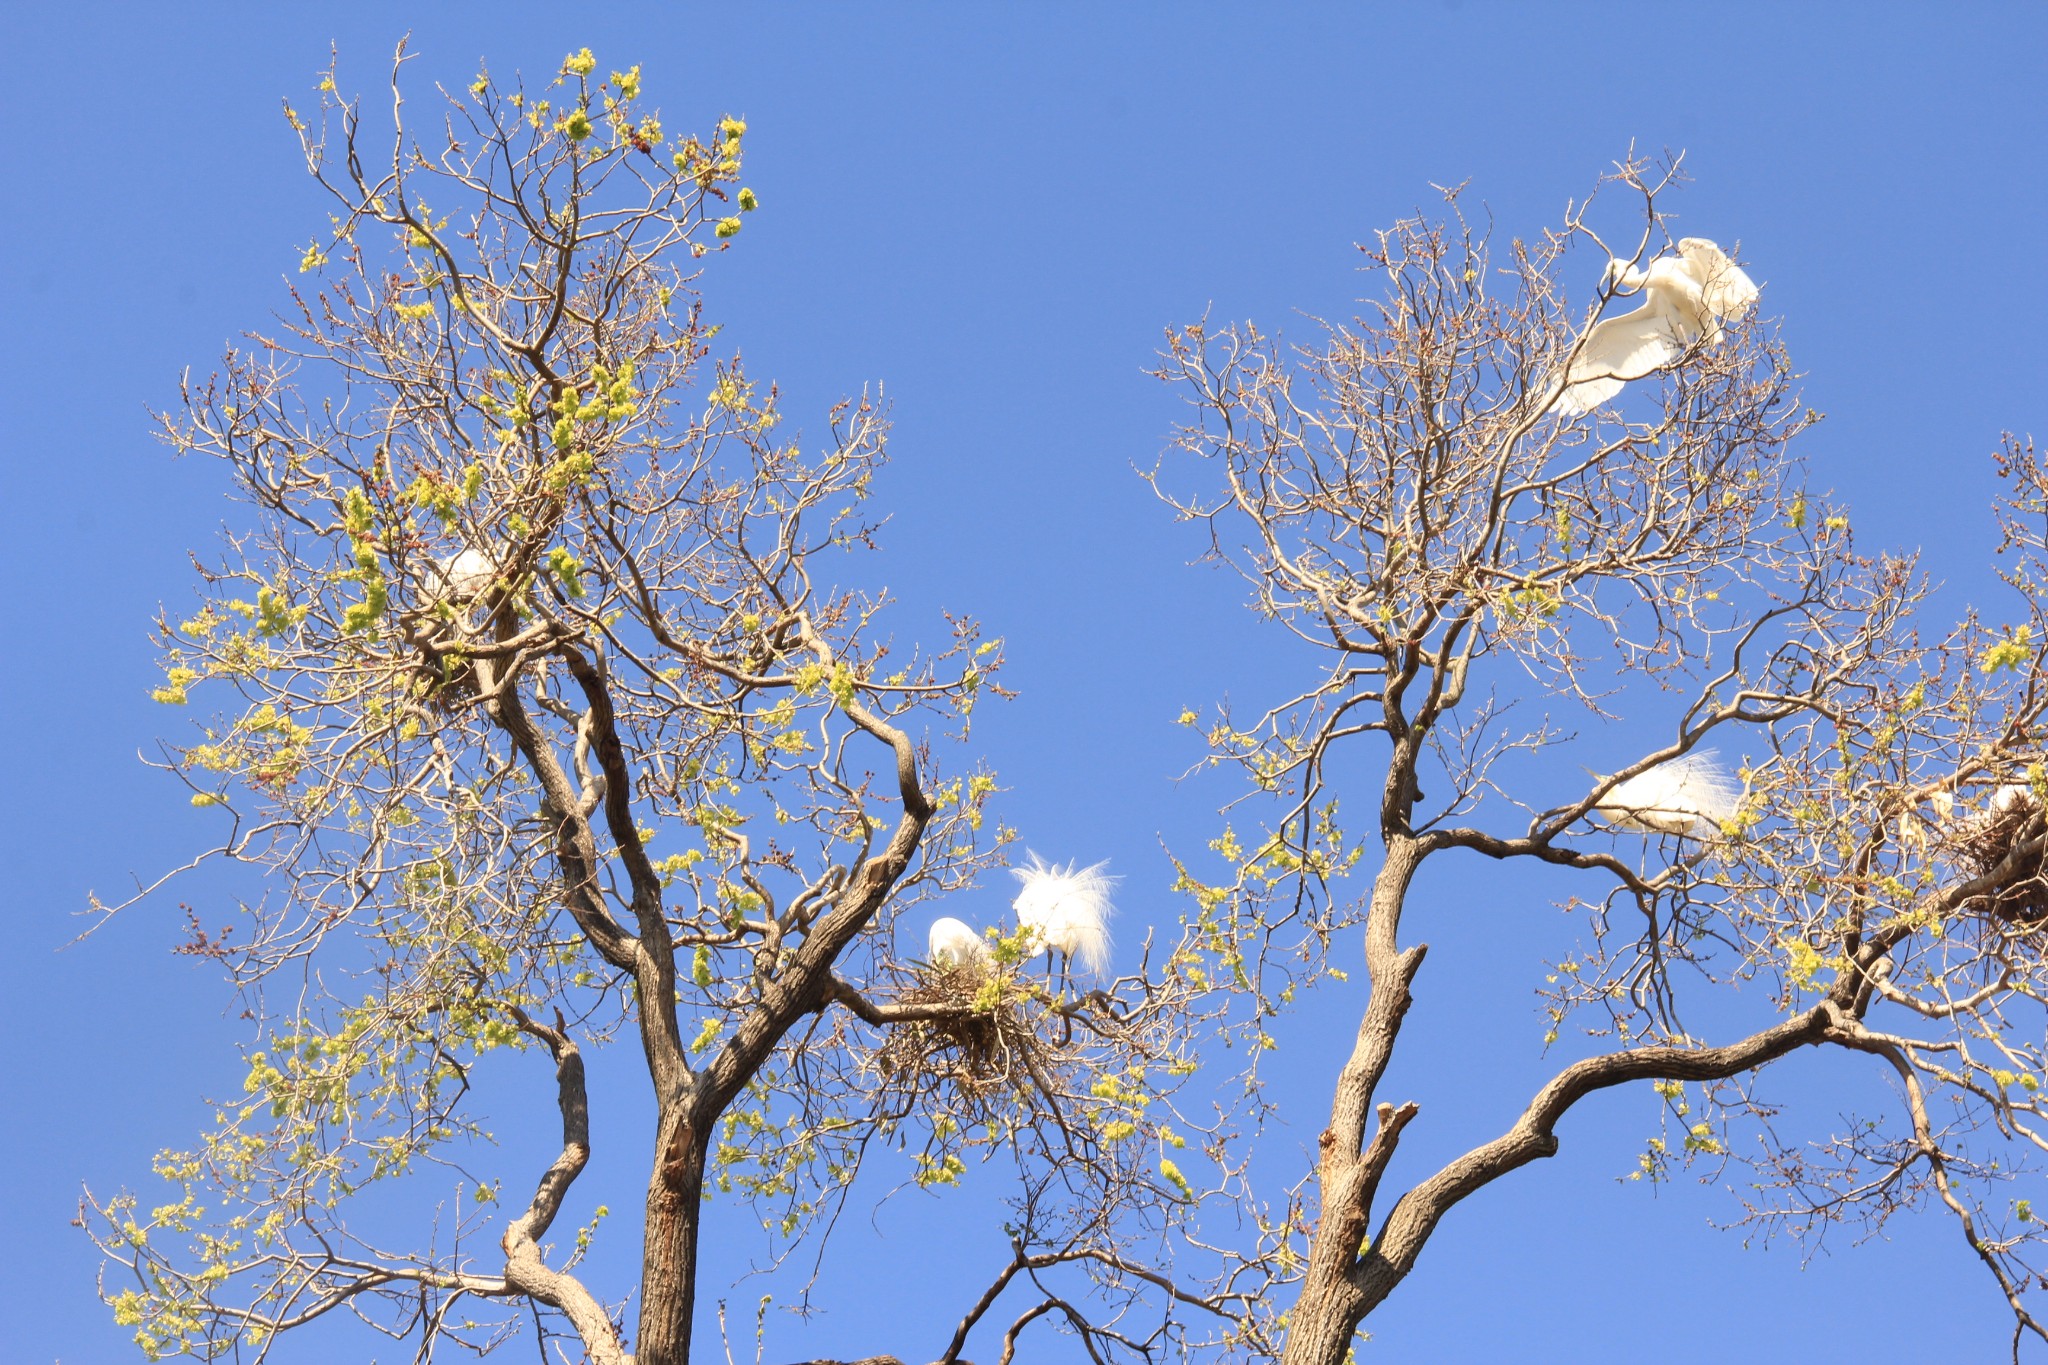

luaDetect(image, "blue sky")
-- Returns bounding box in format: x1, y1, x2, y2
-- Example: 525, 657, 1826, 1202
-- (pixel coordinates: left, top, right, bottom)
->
3, 4, 2045, 1361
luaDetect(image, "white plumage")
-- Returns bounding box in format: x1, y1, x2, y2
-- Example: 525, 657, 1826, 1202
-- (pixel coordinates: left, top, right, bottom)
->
1595, 751, 1740, 840
1011, 852, 1116, 977
1555, 238, 1760, 416
432, 547, 498, 600
1991, 782, 2036, 817
1944, 781, 2042, 839
926, 915, 991, 969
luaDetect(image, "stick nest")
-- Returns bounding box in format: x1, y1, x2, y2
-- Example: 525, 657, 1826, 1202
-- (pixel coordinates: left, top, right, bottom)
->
876, 964, 1057, 1116
401, 614, 482, 715
1952, 793, 2048, 926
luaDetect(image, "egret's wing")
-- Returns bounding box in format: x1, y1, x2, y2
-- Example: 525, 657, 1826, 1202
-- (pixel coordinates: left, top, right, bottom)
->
434, 547, 498, 599
1992, 783, 2034, 815
1553, 372, 1625, 417
1595, 770, 1691, 834
1010, 852, 1116, 974
1011, 850, 1062, 930
1676, 238, 1759, 320
1592, 799, 1659, 834
1669, 753, 1741, 834
1577, 307, 1687, 380
1556, 305, 1683, 414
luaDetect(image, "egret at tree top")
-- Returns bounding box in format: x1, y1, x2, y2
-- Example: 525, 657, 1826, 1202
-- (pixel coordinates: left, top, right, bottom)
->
1555, 238, 1759, 416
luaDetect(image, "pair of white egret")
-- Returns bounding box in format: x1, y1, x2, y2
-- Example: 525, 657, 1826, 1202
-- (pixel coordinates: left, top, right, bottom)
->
1554, 237, 1760, 416
927, 852, 1116, 978
1918, 783, 2039, 826
1554, 237, 1758, 840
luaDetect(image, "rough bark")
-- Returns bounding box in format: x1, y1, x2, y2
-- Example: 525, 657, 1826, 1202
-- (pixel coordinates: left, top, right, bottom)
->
1280, 837, 1423, 1365
502, 1011, 631, 1365
633, 683, 934, 1364
636, 1107, 708, 1365
1281, 1001, 1844, 1365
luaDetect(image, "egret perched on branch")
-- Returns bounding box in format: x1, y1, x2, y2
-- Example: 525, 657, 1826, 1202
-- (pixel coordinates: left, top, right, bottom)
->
1012, 852, 1116, 979
431, 546, 498, 601
1554, 238, 1760, 416
1595, 751, 1740, 840
926, 916, 991, 970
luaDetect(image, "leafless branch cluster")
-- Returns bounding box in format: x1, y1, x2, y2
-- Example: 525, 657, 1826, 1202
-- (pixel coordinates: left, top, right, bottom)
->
1151, 153, 2048, 1362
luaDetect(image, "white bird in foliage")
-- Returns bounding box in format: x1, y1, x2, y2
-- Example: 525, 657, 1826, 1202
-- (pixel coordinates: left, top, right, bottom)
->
926, 916, 991, 969
1012, 852, 1117, 978
1595, 751, 1740, 840
1555, 238, 1760, 416
432, 546, 498, 601
1991, 782, 2037, 817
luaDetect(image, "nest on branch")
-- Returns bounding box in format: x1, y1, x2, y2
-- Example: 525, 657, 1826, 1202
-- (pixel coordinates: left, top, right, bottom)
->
399, 612, 483, 715
875, 963, 1058, 1116
1951, 791, 2048, 927
416, 650, 480, 713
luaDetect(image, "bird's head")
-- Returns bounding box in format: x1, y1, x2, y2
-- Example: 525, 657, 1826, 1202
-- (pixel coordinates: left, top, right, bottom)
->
1600, 257, 1646, 295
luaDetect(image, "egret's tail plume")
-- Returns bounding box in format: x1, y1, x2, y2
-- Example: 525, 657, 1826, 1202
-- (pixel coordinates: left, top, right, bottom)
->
1011, 851, 1117, 976
1595, 750, 1741, 840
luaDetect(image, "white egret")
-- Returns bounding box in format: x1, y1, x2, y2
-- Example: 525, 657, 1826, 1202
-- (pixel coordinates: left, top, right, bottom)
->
1947, 781, 2044, 843
926, 916, 990, 969
1011, 852, 1116, 978
1555, 238, 1760, 416
1595, 751, 1740, 840
1942, 782, 2037, 838
431, 546, 498, 601
1991, 782, 2036, 817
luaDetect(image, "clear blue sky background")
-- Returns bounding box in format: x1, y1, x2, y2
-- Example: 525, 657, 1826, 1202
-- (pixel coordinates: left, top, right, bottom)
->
3, 4, 2045, 1362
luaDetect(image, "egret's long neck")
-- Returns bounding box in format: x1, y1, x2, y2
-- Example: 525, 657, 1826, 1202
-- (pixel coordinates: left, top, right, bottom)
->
1606, 258, 1648, 292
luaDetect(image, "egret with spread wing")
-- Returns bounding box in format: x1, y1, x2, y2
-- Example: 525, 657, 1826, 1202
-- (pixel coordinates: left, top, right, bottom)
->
1555, 238, 1759, 416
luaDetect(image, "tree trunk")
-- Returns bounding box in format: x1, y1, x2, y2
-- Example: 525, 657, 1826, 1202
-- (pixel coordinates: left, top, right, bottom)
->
637, 1106, 707, 1365
1281, 1268, 1369, 1365
1279, 836, 1423, 1365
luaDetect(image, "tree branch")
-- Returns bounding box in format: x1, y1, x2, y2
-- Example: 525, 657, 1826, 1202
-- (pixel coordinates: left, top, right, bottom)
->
501, 1006, 628, 1365
1356, 1002, 1843, 1312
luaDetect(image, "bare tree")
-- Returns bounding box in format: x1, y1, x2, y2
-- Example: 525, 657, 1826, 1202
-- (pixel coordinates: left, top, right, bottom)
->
84, 46, 1240, 1365
1148, 154, 2048, 1363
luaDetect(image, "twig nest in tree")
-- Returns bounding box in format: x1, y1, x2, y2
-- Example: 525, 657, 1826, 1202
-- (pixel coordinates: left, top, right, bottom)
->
1951, 784, 2048, 924
1594, 751, 1740, 840
877, 964, 1052, 1114
404, 546, 510, 711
